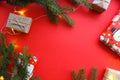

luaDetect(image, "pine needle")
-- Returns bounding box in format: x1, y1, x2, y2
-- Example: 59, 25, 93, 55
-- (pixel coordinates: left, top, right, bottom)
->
62, 14, 74, 26
31, 76, 41, 80
77, 68, 86, 80
72, 70, 77, 80
71, 0, 93, 10
89, 68, 98, 80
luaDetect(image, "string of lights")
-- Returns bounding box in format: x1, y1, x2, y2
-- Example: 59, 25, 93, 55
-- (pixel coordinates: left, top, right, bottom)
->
0, 4, 81, 36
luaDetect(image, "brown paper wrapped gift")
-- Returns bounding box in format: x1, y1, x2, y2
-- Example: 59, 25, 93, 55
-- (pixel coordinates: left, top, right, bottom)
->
92, 0, 111, 12
6, 13, 32, 33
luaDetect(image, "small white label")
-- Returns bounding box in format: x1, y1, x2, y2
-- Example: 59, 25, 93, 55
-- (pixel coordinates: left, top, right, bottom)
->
113, 30, 120, 42
112, 15, 120, 22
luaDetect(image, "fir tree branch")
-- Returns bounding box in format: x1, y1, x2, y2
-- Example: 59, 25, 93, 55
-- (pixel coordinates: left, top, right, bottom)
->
0, 33, 6, 49
6, 0, 35, 6
22, 47, 31, 68
0, 33, 12, 80
62, 14, 74, 26
71, 0, 93, 10
62, 6, 75, 12
11, 66, 21, 80
72, 68, 98, 80
4, 0, 74, 26
72, 70, 77, 80
16, 48, 31, 80
31, 76, 40, 80
0, 33, 39, 80
77, 68, 86, 80
89, 68, 98, 80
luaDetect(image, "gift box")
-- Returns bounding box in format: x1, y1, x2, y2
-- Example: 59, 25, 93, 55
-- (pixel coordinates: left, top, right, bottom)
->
6, 13, 32, 33
100, 11, 120, 55
103, 68, 120, 80
92, 0, 111, 12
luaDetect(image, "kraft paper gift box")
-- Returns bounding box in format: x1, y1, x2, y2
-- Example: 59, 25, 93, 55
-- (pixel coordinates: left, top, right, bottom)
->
92, 0, 111, 12
100, 11, 120, 55
103, 68, 120, 80
6, 13, 32, 33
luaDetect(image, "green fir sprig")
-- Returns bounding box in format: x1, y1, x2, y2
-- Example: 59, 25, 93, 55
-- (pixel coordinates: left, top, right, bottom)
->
1, 0, 94, 26
0, 33, 40, 80
89, 68, 98, 80
31, 76, 41, 80
71, 0, 93, 10
4, 0, 75, 26
72, 68, 98, 80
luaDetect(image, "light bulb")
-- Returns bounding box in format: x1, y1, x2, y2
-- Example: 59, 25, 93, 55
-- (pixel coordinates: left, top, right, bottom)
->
0, 76, 4, 80
11, 28, 15, 35
14, 10, 25, 16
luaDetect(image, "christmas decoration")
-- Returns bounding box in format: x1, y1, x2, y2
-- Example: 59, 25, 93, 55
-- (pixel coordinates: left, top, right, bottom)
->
6, 13, 32, 33
0, 76, 4, 80
72, 68, 98, 80
0, 0, 111, 27
0, 33, 40, 80
92, 0, 111, 12
14, 10, 26, 16
1, 0, 75, 26
100, 10, 120, 55
103, 68, 120, 80
17, 53, 38, 80
71, 0, 93, 10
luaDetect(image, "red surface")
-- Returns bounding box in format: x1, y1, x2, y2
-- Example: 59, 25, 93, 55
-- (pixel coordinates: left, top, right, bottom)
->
0, 0, 120, 80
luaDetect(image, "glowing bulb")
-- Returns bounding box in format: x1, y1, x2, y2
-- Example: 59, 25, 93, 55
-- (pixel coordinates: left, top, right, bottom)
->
0, 76, 4, 80
107, 73, 115, 80
103, 33, 106, 36
13, 42, 19, 50
32, 61, 35, 64
108, 75, 113, 80
11, 28, 15, 35
14, 43, 19, 49
19, 11, 25, 15
58, 15, 62, 19
12, 40, 20, 50
14, 10, 25, 16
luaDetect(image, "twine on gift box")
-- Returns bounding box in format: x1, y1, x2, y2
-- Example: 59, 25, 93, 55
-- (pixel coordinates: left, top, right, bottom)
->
10, 19, 26, 31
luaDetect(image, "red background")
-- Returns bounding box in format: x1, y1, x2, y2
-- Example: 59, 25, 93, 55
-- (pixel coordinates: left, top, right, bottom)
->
0, 0, 120, 80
